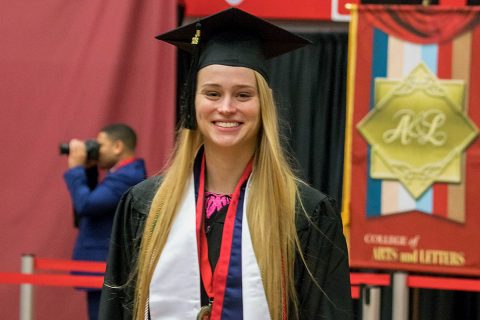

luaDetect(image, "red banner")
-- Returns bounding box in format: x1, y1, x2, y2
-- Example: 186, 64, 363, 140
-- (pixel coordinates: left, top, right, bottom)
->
343, 5, 480, 276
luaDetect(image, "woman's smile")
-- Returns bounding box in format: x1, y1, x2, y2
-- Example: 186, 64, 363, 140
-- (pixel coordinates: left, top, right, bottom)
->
213, 121, 241, 128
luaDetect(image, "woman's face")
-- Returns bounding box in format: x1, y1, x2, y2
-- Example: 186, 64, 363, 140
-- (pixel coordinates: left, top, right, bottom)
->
195, 64, 261, 153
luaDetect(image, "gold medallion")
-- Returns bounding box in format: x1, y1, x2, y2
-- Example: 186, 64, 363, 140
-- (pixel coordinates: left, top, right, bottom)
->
357, 62, 478, 199
197, 304, 211, 320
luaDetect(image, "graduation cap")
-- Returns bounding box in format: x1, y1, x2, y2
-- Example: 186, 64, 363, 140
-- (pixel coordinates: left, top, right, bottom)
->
156, 7, 311, 129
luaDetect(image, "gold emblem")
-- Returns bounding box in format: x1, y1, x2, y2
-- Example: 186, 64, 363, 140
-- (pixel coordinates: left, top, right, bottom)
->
357, 63, 478, 198
191, 29, 201, 45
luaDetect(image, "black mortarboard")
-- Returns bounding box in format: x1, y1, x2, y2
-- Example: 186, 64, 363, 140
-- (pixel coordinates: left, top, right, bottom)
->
156, 8, 311, 129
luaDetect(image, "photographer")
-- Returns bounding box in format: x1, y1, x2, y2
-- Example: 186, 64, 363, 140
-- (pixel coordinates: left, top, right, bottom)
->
63, 123, 147, 320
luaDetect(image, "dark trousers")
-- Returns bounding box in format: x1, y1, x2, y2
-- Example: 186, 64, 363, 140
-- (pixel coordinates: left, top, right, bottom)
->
87, 290, 101, 320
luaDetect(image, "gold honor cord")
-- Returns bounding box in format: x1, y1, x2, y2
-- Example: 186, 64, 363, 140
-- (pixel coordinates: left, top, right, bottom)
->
341, 2, 358, 248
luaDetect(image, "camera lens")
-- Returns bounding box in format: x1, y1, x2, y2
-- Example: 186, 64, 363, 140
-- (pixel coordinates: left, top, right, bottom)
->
59, 140, 100, 161
59, 143, 69, 155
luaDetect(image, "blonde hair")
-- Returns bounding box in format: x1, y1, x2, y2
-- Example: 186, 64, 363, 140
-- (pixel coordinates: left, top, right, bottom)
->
132, 71, 300, 320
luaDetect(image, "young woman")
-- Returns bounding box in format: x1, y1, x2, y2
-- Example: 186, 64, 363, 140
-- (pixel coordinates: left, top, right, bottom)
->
99, 8, 352, 320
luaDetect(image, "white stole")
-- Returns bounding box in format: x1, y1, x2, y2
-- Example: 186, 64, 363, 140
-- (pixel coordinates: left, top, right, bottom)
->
149, 175, 270, 319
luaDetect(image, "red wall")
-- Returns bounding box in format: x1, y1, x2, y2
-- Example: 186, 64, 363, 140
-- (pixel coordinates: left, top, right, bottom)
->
0, 0, 177, 318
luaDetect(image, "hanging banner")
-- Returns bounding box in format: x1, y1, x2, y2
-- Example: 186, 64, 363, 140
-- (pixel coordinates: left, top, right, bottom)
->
183, 0, 353, 21
343, 5, 480, 276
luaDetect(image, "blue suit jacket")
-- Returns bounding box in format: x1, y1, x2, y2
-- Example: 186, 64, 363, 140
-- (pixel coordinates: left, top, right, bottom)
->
64, 159, 147, 262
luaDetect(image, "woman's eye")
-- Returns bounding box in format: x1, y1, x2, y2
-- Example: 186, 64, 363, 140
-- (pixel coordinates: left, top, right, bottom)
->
205, 91, 220, 98
237, 92, 253, 100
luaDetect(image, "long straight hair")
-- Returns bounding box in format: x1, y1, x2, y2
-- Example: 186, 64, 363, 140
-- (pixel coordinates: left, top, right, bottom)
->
132, 71, 299, 320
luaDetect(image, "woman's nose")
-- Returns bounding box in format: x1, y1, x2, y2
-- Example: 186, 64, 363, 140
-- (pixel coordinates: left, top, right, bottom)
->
218, 96, 236, 114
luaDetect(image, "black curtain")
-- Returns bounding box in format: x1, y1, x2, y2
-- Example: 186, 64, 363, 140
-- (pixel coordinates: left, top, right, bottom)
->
267, 32, 348, 203
414, 288, 480, 320
267, 30, 365, 317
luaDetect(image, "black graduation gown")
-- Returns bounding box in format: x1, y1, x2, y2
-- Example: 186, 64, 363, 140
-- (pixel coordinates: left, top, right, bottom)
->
98, 176, 353, 320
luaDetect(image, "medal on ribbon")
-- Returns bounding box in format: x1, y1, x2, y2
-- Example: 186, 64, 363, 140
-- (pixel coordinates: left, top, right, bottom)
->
196, 301, 212, 320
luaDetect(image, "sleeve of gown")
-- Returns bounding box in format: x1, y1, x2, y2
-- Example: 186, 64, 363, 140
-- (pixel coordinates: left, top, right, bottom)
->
98, 190, 143, 320
295, 196, 353, 320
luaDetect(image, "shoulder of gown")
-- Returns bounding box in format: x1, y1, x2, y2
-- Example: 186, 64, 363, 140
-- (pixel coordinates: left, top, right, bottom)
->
98, 176, 162, 320
293, 182, 353, 320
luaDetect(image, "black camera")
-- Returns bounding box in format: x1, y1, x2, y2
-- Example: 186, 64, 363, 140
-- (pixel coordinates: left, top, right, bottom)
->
59, 139, 100, 161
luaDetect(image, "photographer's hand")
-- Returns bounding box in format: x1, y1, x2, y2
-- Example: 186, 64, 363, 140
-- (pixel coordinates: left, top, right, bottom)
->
68, 139, 87, 168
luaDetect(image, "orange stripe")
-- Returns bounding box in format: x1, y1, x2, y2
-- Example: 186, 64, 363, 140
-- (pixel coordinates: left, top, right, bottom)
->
433, 40, 452, 218
447, 31, 472, 223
